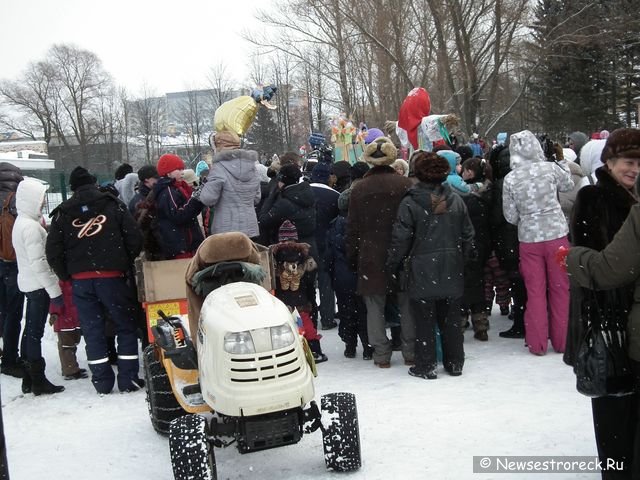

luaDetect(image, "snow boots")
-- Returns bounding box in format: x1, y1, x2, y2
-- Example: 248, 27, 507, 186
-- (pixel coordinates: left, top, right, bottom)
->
309, 339, 328, 363
471, 312, 489, 341
499, 303, 525, 339
25, 358, 64, 396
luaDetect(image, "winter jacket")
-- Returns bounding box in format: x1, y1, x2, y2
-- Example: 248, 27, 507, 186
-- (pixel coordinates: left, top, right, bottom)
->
116, 172, 139, 208
128, 183, 152, 215
272, 242, 317, 310
564, 167, 638, 367
46, 184, 143, 280
153, 177, 204, 259
558, 161, 585, 225
567, 204, 640, 361
568, 132, 589, 164
326, 213, 357, 295
461, 180, 492, 305
576, 140, 606, 189
488, 145, 520, 273
199, 149, 261, 238
0, 162, 23, 262
386, 182, 475, 300
346, 166, 413, 296
12, 179, 61, 297
258, 181, 317, 254
571, 167, 638, 251
437, 150, 471, 194
310, 183, 339, 258
50, 280, 80, 332
503, 130, 574, 243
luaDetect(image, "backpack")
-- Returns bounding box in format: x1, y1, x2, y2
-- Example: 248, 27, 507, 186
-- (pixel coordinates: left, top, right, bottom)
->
0, 192, 16, 262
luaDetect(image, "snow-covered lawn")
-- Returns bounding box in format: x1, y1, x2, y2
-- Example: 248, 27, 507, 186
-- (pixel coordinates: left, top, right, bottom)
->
2, 310, 596, 480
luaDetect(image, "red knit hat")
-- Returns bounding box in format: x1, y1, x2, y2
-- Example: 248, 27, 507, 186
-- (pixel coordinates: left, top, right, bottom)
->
157, 154, 185, 176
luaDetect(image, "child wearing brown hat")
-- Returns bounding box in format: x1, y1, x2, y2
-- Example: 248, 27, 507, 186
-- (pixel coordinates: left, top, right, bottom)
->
271, 221, 327, 363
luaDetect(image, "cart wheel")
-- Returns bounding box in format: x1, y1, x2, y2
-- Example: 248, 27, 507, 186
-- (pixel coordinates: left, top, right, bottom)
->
169, 415, 217, 480
321, 392, 362, 471
143, 344, 187, 435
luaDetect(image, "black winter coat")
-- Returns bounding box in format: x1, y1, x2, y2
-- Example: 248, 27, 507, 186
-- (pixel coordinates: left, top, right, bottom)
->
326, 213, 357, 295
153, 177, 204, 259
462, 180, 493, 306
128, 183, 152, 215
46, 184, 143, 280
488, 146, 520, 274
386, 182, 475, 300
564, 167, 638, 367
258, 182, 317, 256
310, 183, 339, 258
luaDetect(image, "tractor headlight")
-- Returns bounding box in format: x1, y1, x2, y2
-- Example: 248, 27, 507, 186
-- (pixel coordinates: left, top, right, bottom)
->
271, 323, 295, 350
223, 331, 256, 355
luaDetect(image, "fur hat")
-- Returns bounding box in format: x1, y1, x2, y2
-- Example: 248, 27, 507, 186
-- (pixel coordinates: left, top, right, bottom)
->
413, 151, 451, 183
214, 131, 241, 151
69, 166, 97, 191
601, 128, 640, 163
310, 162, 332, 184
157, 154, 185, 176
278, 164, 302, 186
138, 165, 159, 182
182, 169, 199, 186
392, 159, 409, 176
278, 220, 298, 242
363, 137, 397, 166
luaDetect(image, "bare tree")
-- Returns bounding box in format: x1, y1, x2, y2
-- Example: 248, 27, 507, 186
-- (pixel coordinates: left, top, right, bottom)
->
174, 87, 213, 162
48, 44, 113, 166
207, 62, 235, 110
0, 61, 60, 142
130, 84, 164, 164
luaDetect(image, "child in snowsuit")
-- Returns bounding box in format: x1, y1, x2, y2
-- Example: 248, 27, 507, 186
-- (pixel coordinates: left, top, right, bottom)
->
49, 279, 87, 380
272, 221, 327, 363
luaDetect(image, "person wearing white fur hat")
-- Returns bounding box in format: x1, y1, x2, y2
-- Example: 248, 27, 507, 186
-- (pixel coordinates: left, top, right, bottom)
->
346, 137, 415, 368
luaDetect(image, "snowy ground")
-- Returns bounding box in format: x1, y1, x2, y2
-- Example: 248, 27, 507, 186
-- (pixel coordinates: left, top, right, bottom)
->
2, 308, 597, 480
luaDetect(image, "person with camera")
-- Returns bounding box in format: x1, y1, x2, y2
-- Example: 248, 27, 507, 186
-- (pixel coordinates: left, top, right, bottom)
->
502, 130, 573, 356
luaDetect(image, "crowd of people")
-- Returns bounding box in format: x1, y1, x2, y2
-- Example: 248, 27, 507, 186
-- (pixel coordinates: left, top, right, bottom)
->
0, 124, 639, 478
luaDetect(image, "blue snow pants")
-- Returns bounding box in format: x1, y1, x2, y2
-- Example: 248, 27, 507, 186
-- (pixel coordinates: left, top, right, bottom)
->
72, 277, 139, 394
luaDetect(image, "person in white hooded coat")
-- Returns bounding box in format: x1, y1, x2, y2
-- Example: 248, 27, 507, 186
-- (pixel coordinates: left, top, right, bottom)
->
502, 130, 574, 356
576, 139, 606, 189
12, 178, 65, 395
11, 178, 64, 395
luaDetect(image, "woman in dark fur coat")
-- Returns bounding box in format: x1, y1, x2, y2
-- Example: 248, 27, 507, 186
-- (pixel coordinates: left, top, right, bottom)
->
567, 128, 640, 479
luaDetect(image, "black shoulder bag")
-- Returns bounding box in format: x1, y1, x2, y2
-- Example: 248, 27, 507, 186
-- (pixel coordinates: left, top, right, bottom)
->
575, 287, 634, 397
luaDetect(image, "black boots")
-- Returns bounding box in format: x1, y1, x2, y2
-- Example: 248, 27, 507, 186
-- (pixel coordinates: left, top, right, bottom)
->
26, 358, 64, 396
22, 369, 32, 394
308, 339, 328, 363
499, 305, 525, 339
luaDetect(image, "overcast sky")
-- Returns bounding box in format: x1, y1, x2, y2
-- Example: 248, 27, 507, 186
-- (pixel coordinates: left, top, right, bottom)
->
1, 0, 273, 95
